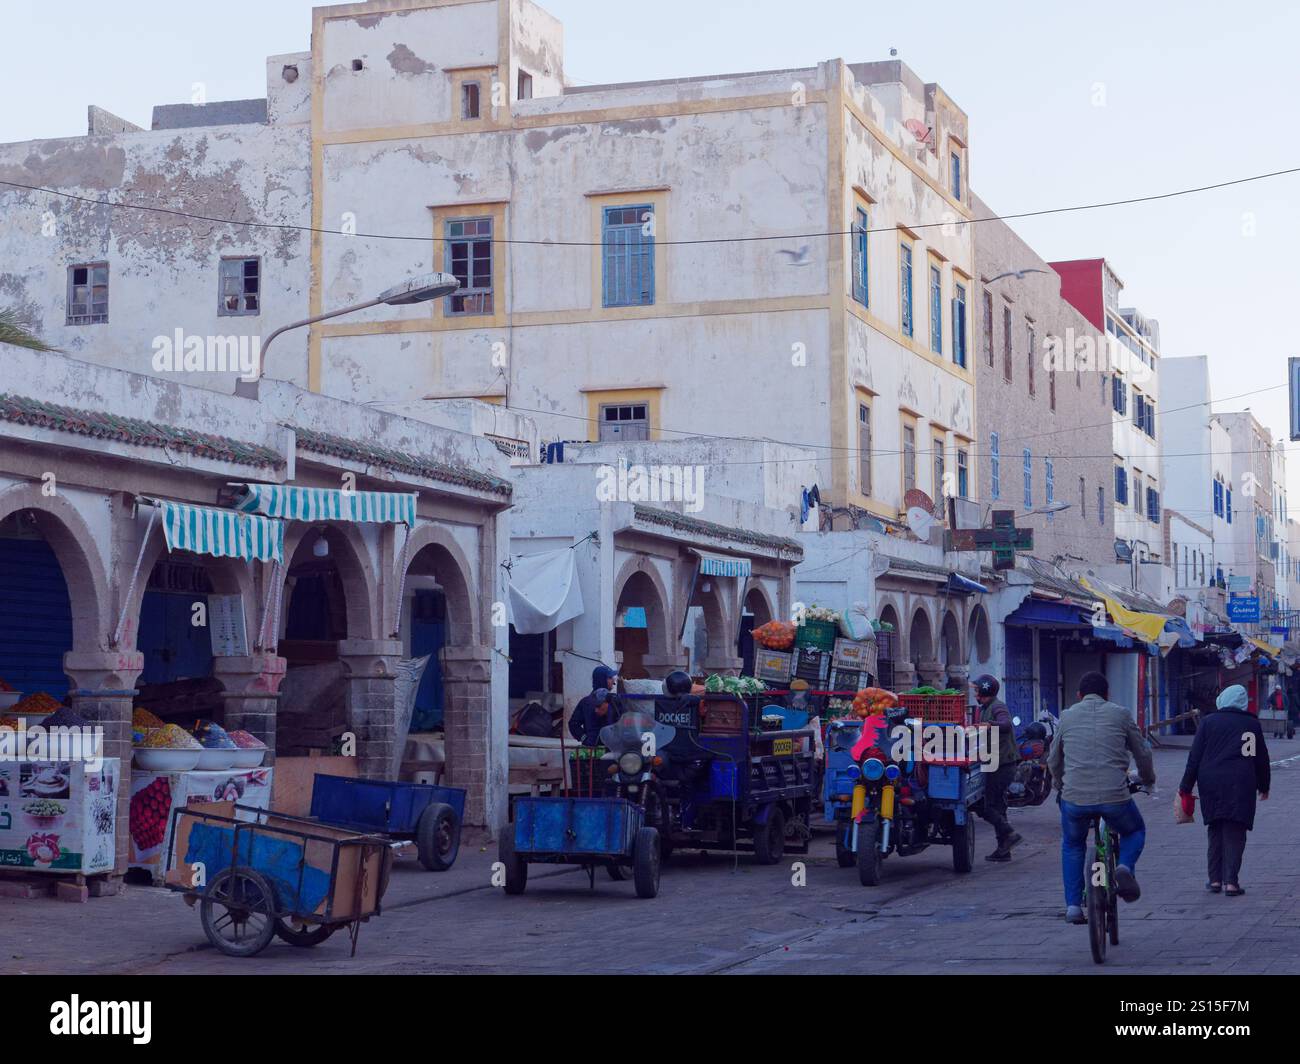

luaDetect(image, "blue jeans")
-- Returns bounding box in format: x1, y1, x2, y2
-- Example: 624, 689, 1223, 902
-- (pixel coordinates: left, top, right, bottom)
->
1059, 799, 1146, 907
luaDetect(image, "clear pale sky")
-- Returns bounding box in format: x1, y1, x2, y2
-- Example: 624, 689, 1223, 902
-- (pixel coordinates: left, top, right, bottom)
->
3, 0, 1297, 495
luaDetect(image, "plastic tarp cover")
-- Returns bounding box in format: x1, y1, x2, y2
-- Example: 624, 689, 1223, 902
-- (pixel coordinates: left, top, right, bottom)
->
508, 547, 585, 635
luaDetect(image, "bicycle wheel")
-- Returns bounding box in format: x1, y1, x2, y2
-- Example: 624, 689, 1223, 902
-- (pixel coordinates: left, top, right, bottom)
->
1087, 879, 1107, 963
1107, 831, 1120, 946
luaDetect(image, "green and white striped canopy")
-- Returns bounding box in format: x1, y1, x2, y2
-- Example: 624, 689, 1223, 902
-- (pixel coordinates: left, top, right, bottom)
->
160, 500, 284, 563
233, 483, 417, 525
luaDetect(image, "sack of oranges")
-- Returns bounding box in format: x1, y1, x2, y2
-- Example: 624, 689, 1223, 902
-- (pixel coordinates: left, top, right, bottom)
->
750, 620, 796, 650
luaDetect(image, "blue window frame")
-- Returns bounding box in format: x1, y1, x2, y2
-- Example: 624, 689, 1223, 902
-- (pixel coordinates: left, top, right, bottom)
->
950, 150, 962, 200
957, 447, 969, 499
929, 265, 942, 354
852, 207, 869, 307
1146, 486, 1160, 524
1023, 449, 1033, 509
952, 282, 967, 367
602, 204, 654, 307
1045, 458, 1055, 519
445, 217, 494, 315
990, 432, 1000, 499
1213, 479, 1224, 517
1115, 465, 1128, 506
1112, 375, 1127, 415
1226, 487, 1233, 523
900, 243, 913, 337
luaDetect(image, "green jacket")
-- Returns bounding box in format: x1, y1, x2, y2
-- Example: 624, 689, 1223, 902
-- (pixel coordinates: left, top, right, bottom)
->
976, 698, 1019, 769
1046, 693, 1155, 806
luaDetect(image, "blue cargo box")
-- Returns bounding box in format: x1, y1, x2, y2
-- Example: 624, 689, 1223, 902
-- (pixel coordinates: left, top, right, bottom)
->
310, 774, 466, 835
926, 763, 985, 804
513, 797, 643, 856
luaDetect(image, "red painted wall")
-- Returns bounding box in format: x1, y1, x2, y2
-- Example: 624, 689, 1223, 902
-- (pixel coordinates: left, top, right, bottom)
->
1049, 258, 1106, 332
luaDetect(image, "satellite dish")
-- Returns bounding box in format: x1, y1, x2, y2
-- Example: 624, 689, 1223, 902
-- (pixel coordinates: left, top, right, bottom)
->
904, 488, 935, 512
906, 506, 935, 540
904, 118, 933, 145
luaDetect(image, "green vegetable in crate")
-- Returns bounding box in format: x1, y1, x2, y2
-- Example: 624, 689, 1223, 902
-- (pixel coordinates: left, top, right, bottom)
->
705, 674, 724, 693
907, 686, 940, 695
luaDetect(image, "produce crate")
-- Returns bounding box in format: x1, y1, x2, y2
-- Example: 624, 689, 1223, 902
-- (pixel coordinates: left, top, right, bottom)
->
793, 647, 832, 684
829, 667, 862, 692
898, 693, 968, 724
753, 649, 794, 683
794, 620, 838, 650
831, 637, 877, 673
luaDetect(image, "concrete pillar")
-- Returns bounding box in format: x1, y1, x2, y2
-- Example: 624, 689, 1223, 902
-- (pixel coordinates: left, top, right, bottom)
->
338, 638, 402, 780
63, 650, 144, 875
442, 644, 494, 828
701, 654, 744, 677
213, 654, 286, 764
893, 662, 918, 690
917, 659, 946, 688
945, 664, 971, 692
643, 652, 690, 678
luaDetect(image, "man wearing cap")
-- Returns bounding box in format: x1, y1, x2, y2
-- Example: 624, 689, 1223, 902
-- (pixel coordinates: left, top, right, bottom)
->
972, 674, 1021, 862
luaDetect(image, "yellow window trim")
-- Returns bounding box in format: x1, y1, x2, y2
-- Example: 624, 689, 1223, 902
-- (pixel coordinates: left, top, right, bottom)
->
430, 201, 509, 329
584, 387, 663, 442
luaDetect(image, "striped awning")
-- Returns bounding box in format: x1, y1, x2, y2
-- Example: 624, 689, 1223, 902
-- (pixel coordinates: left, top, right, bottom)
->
694, 549, 751, 579
233, 483, 417, 525
160, 500, 284, 563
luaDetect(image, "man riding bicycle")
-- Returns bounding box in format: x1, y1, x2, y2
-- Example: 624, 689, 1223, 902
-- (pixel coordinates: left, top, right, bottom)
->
1046, 671, 1155, 925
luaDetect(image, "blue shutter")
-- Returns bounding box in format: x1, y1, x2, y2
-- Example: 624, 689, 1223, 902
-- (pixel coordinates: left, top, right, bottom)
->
1023, 449, 1032, 508
852, 208, 868, 306
1115, 466, 1127, 505
953, 283, 967, 367
1227, 488, 1233, 523
990, 432, 1000, 499
602, 205, 655, 307
1046, 458, 1055, 505
900, 244, 913, 337
930, 265, 942, 353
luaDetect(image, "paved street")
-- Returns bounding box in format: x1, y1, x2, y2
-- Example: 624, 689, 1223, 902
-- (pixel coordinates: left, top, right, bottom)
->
4, 741, 1298, 975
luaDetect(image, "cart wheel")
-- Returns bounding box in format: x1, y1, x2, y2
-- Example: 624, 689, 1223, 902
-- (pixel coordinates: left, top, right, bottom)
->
274, 918, 336, 948
632, 826, 661, 899
416, 802, 461, 871
606, 863, 627, 881
752, 807, 785, 865
201, 867, 277, 958
951, 816, 975, 874
498, 826, 528, 895
857, 820, 882, 886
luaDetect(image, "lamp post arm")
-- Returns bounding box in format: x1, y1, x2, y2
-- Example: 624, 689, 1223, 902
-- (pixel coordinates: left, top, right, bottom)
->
256, 295, 386, 382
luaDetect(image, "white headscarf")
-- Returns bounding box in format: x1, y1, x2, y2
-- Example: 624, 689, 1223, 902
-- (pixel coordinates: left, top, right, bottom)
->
1215, 684, 1249, 711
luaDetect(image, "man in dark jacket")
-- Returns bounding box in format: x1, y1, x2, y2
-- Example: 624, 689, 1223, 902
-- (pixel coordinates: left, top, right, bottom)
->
1179, 684, 1270, 896
972, 675, 1021, 862
568, 664, 622, 747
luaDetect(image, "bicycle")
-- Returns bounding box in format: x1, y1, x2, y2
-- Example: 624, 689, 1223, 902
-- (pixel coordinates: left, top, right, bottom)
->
1083, 780, 1149, 965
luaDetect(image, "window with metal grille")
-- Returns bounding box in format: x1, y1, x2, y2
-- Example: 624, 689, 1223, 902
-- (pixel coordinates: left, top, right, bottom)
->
952, 281, 967, 367
461, 81, 481, 119
1023, 449, 1032, 508
903, 424, 917, 493
929, 265, 942, 354
858, 402, 872, 497
957, 447, 969, 499
899, 243, 913, 337
990, 432, 1000, 499
599, 403, 649, 441
218, 257, 260, 315
66, 263, 108, 324
445, 217, 493, 315
602, 205, 655, 307
982, 289, 993, 367
852, 207, 869, 307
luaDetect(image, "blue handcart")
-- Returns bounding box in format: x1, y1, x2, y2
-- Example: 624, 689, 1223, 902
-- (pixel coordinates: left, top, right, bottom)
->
498, 796, 662, 898
310, 774, 466, 871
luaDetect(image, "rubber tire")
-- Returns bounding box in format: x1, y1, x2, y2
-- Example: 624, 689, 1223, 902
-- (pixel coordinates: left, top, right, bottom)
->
857, 820, 883, 886
632, 826, 661, 899
1087, 882, 1107, 964
498, 827, 528, 895
952, 816, 975, 874
645, 789, 673, 862
753, 807, 786, 865
1108, 891, 1120, 946
201, 867, 278, 958
274, 919, 335, 948
416, 802, 461, 871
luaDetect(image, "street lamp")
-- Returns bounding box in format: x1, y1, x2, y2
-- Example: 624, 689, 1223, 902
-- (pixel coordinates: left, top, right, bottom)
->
234, 272, 460, 399
1017, 501, 1072, 518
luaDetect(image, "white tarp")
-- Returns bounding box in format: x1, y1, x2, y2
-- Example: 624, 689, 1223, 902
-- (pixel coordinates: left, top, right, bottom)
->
508, 548, 585, 634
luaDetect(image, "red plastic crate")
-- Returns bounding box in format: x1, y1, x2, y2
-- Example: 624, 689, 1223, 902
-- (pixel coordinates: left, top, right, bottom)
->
898, 693, 968, 724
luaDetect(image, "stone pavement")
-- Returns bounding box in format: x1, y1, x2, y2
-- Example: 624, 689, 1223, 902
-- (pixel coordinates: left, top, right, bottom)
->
3, 740, 1297, 974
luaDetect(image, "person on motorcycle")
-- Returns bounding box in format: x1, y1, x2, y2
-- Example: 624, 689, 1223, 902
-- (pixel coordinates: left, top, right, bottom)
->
568, 664, 623, 747
1047, 671, 1155, 925
972, 675, 1022, 862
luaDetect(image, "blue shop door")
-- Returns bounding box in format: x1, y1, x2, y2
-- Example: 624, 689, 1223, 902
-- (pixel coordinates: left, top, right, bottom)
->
1004, 626, 1034, 725
409, 589, 445, 731
1038, 631, 1060, 719
0, 536, 73, 699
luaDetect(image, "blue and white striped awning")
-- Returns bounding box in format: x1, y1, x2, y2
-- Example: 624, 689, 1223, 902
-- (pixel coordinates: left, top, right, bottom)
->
233, 483, 417, 525
694, 549, 751, 579
159, 500, 284, 563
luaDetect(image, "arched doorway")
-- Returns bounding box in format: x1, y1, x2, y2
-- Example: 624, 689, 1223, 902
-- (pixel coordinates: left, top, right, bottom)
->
401, 537, 475, 733
908, 607, 934, 673
686, 577, 732, 676
940, 609, 962, 684
967, 604, 992, 672
877, 602, 901, 689
614, 565, 670, 679
738, 584, 775, 674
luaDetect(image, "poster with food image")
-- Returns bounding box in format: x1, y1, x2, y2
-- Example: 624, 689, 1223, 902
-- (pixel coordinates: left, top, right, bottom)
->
128, 766, 273, 882
0, 759, 118, 872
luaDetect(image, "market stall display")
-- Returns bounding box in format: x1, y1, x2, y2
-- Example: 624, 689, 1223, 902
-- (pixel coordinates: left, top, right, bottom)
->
0, 758, 119, 873
190, 720, 239, 770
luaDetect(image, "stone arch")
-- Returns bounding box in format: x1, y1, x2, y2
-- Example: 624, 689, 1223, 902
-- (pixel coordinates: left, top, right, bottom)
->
908, 605, 934, 668
940, 608, 963, 670
876, 596, 903, 649
689, 575, 733, 671
967, 603, 992, 668
0, 484, 111, 652
399, 523, 478, 647
280, 521, 378, 643
613, 555, 673, 659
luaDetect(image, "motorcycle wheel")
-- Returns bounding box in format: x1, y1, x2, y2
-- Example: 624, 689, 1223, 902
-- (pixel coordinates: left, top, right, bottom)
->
753, 807, 785, 865
857, 820, 882, 886
632, 826, 661, 899
951, 816, 975, 874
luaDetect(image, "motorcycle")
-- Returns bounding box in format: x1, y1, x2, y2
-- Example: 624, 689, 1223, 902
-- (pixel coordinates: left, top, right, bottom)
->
596, 706, 676, 862
1006, 713, 1055, 807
